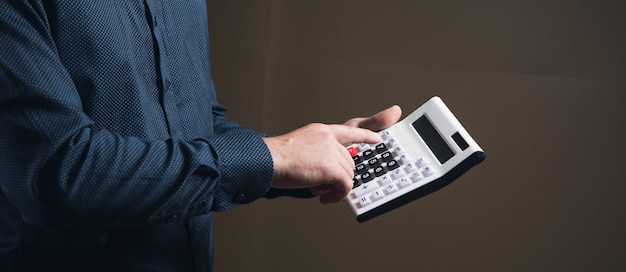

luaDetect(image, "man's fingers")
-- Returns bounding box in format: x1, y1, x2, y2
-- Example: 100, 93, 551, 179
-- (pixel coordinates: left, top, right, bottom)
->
329, 124, 381, 146
310, 185, 331, 196
318, 182, 351, 203
344, 105, 402, 131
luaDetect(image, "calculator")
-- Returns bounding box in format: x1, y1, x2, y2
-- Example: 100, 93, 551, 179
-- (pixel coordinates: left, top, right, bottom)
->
346, 96, 485, 222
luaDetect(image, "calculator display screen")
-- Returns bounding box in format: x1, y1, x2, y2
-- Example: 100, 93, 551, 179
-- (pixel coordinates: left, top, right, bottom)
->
412, 115, 455, 164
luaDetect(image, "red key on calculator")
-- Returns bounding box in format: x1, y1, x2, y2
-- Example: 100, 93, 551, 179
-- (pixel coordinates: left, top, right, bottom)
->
347, 146, 359, 157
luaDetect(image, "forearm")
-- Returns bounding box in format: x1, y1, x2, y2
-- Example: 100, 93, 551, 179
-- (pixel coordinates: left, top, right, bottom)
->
0, 118, 273, 229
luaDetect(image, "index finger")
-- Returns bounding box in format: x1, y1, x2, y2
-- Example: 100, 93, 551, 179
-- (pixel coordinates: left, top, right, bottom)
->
329, 124, 381, 146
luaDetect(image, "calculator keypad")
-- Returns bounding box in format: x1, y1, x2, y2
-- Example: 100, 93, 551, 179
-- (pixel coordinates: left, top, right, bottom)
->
349, 132, 434, 208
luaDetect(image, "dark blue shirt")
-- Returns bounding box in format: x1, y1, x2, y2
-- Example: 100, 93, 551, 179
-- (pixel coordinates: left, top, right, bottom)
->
0, 1, 276, 271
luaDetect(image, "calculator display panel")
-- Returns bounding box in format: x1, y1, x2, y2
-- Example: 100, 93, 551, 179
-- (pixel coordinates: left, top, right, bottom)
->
412, 115, 454, 164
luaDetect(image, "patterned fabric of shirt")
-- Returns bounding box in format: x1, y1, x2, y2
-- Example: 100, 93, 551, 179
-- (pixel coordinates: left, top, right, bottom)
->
0, 1, 276, 271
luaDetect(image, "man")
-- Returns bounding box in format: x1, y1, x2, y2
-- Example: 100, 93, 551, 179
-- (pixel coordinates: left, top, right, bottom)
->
0, 1, 401, 271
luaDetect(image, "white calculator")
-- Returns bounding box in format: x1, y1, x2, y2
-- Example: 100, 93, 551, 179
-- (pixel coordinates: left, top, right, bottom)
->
346, 96, 485, 222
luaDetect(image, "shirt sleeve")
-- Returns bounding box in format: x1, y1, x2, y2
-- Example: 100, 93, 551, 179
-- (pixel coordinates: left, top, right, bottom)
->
0, 1, 273, 229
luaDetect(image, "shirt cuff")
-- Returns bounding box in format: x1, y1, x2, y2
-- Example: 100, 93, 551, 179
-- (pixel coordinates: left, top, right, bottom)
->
200, 131, 274, 211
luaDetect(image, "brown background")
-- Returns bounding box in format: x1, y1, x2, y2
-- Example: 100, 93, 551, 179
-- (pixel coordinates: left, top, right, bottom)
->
205, 1, 626, 271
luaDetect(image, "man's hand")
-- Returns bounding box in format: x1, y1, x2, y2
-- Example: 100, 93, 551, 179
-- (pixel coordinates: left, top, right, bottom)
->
343, 105, 402, 132
263, 105, 402, 203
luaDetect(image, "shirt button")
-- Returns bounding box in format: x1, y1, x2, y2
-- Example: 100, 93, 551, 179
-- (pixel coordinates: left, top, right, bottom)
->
234, 192, 246, 203
164, 79, 171, 90
167, 214, 180, 223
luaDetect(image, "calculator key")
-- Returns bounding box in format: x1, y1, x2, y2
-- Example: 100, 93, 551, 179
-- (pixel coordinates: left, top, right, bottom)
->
390, 169, 405, 180
422, 166, 434, 177
378, 175, 393, 186
403, 163, 418, 174
352, 178, 360, 188
360, 172, 374, 183
410, 172, 423, 182
375, 143, 388, 154
357, 143, 369, 151
355, 163, 368, 175
398, 154, 411, 164
373, 166, 387, 177
386, 159, 400, 170
383, 184, 398, 195
397, 178, 412, 189
358, 196, 372, 207
371, 190, 385, 201
394, 147, 406, 156
367, 158, 381, 168
353, 183, 379, 198
347, 146, 359, 157
362, 149, 375, 159
380, 151, 394, 162
380, 130, 392, 140
416, 158, 428, 168
387, 138, 399, 148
